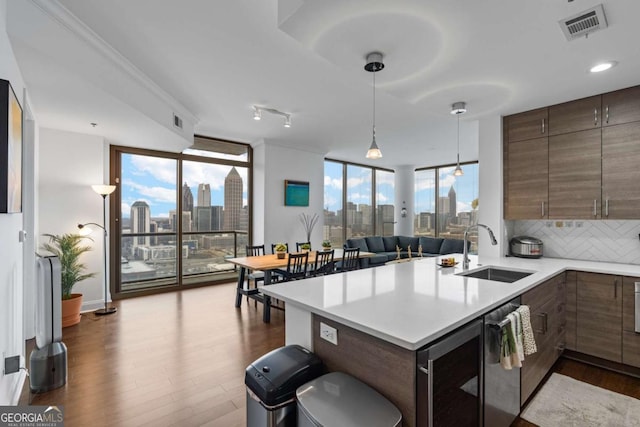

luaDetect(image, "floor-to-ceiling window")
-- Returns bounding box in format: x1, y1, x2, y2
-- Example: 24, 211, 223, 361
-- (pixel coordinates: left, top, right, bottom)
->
323, 159, 394, 245
415, 162, 478, 247
111, 136, 251, 296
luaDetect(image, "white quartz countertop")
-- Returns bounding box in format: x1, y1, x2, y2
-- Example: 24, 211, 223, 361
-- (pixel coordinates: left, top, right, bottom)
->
261, 255, 640, 350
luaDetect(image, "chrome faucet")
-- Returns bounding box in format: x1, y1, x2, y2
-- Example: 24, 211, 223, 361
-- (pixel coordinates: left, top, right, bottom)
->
463, 223, 498, 269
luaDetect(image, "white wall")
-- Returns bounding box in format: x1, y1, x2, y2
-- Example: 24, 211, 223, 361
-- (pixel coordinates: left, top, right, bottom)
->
395, 166, 414, 236
0, 0, 27, 405
256, 142, 324, 249
477, 115, 504, 258
38, 128, 108, 311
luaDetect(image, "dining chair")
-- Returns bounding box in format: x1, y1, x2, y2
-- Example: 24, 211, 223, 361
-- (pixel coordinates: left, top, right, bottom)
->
296, 241, 312, 251
310, 249, 335, 277
274, 252, 309, 282
245, 244, 265, 305
338, 247, 360, 272
271, 243, 289, 254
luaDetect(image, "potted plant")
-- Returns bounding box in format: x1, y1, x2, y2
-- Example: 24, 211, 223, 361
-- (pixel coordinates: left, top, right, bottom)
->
300, 243, 311, 252
41, 233, 96, 327
274, 243, 287, 259
322, 240, 332, 251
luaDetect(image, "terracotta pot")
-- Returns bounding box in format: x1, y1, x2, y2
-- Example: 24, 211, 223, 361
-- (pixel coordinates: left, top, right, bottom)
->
276, 252, 286, 259
61, 293, 83, 327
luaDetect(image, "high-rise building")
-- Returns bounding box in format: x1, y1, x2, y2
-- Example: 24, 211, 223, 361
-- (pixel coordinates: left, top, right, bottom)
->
211, 206, 224, 230
130, 200, 151, 248
182, 182, 193, 212
223, 167, 243, 231
195, 206, 212, 231
197, 183, 211, 207
448, 186, 457, 220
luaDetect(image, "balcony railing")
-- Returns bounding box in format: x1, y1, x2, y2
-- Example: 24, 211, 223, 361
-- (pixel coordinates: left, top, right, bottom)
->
118, 230, 248, 292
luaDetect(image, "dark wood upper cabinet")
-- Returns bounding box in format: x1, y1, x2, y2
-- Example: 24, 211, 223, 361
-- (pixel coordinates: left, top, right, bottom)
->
602, 121, 640, 219
505, 137, 548, 219
506, 108, 548, 142
602, 86, 640, 127
548, 129, 601, 219
548, 95, 602, 136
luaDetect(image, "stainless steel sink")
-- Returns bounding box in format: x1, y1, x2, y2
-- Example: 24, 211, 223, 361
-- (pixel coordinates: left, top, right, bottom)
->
456, 266, 534, 283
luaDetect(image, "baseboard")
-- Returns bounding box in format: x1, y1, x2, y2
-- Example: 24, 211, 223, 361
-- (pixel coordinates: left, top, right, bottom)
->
563, 350, 640, 379
1, 369, 27, 405
81, 298, 107, 312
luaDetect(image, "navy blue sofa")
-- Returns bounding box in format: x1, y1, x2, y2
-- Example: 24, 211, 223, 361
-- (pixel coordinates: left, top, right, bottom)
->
344, 235, 468, 268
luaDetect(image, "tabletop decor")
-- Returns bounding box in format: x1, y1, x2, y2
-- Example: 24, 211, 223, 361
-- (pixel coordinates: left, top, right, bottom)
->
299, 212, 319, 244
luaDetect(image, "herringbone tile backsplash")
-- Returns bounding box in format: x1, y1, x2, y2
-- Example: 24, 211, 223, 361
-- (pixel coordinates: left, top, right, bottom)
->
510, 220, 640, 265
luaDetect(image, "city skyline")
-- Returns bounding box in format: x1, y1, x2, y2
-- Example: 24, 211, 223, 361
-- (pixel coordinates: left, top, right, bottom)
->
120, 153, 249, 219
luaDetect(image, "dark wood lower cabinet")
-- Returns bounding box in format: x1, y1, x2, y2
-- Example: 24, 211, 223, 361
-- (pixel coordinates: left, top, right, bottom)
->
576, 272, 622, 362
520, 273, 565, 405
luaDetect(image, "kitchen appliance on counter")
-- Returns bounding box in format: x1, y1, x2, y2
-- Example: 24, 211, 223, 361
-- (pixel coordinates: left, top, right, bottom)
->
417, 320, 483, 427
484, 297, 521, 427
510, 236, 543, 258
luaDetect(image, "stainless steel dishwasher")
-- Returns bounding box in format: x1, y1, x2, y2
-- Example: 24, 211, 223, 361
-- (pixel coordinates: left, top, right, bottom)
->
417, 319, 483, 427
635, 282, 640, 332
484, 297, 521, 427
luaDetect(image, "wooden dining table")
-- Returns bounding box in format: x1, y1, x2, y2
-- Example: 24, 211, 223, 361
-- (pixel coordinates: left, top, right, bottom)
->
229, 249, 373, 322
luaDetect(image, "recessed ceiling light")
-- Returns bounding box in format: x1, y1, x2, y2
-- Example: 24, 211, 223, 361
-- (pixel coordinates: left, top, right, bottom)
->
589, 61, 616, 73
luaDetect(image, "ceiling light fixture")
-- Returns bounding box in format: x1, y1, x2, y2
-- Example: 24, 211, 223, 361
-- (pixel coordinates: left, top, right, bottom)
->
589, 61, 616, 73
452, 102, 466, 177
252, 105, 292, 128
365, 52, 384, 160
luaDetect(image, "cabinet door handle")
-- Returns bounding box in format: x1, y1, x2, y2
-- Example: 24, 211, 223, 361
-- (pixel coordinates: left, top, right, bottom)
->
542, 118, 545, 134
605, 199, 609, 217
541, 201, 545, 218
536, 313, 548, 334
614, 279, 618, 299
593, 199, 597, 217
594, 108, 598, 126
605, 105, 609, 124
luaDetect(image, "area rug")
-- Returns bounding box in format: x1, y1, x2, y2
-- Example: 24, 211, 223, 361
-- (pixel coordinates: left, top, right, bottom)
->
521, 373, 640, 426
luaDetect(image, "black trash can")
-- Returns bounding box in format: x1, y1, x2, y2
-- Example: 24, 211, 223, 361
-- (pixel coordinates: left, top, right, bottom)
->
245, 344, 323, 427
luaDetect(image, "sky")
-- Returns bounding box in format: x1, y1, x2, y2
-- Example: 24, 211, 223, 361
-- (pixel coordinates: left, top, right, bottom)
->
120, 153, 249, 218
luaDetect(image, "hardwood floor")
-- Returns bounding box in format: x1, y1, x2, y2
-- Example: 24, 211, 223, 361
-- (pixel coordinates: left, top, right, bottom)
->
20, 282, 640, 426
21, 282, 285, 427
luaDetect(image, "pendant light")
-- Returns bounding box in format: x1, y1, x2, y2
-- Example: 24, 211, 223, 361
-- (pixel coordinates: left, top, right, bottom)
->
451, 101, 467, 176
365, 52, 384, 159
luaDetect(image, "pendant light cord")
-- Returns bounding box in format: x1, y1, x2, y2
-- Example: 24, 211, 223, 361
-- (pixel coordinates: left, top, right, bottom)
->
457, 113, 460, 161
372, 65, 376, 137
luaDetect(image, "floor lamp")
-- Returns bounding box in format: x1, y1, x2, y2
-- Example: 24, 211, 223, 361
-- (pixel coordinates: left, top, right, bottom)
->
78, 184, 117, 316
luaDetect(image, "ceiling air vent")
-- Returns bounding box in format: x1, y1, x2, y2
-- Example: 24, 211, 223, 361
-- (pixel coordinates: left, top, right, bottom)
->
173, 113, 183, 129
559, 4, 607, 41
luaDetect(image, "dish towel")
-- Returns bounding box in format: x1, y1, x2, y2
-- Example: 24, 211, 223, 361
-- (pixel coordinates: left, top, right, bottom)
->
517, 305, 537, 355
508, 313, 523, 368
500, 318, 517, 370
512, 311, 525, 363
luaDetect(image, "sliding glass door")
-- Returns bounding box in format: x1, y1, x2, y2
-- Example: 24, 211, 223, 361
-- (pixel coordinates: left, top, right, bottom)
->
112, 138, 252, 296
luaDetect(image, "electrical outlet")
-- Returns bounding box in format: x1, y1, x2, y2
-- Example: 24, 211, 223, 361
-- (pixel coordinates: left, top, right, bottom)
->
320, 322, 338, 345
4, 355, 20, 375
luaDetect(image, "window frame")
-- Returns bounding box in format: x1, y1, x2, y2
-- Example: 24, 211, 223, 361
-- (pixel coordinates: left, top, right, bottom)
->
324, 158, 394, 244
414, 160, 479, 238
109, 136, 253, 299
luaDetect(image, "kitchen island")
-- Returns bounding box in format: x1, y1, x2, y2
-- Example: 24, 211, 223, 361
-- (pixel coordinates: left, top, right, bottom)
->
261, 254, 640, 426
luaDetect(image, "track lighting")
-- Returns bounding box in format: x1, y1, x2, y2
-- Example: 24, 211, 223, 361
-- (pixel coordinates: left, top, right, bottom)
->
252, 105, 292, 128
